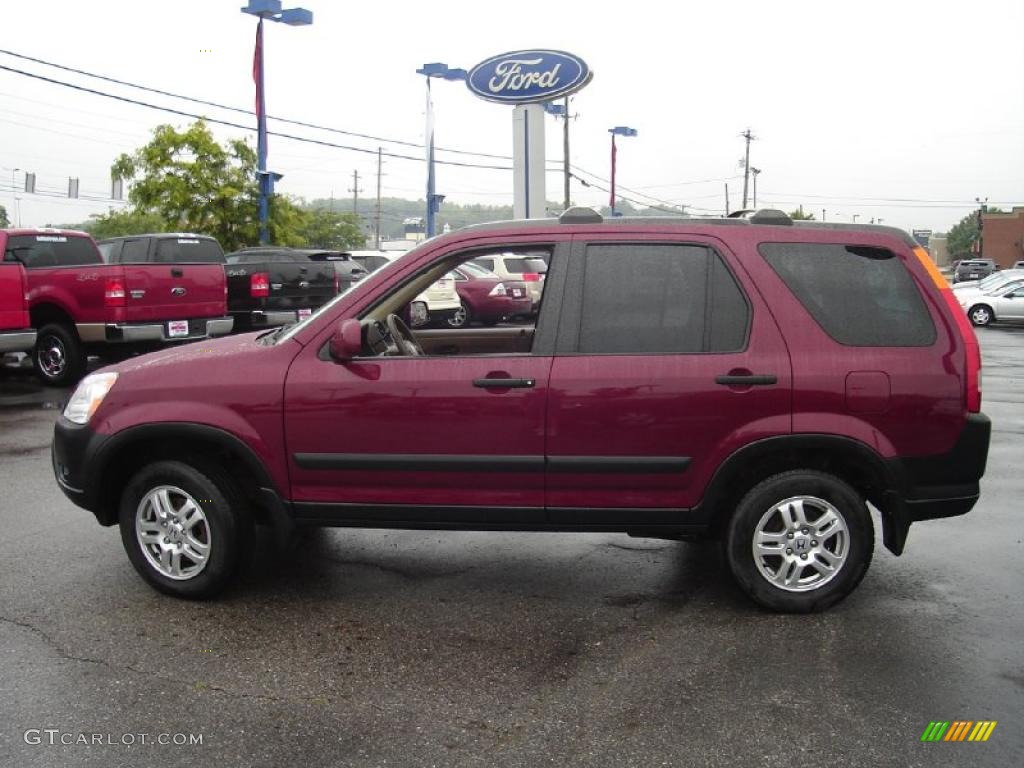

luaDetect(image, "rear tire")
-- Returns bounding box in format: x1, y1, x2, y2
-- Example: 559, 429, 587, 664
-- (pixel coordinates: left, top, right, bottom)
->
118, 460, 252, 599
725, 470, 873, 613
33, 322, 86, 387
969, 304, 993, 327
447, 303, 470, 328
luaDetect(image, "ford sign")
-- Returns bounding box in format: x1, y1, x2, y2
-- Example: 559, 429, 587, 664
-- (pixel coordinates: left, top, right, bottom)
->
466, 50, 592, 104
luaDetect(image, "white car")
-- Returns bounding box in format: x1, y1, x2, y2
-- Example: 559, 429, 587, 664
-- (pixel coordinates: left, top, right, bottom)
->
952, 269, 1024, 293
959, 281, 1024, 326
346, 251, 460, 327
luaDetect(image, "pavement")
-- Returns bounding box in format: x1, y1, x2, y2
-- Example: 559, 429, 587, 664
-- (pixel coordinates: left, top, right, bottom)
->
0, 333, 1021, 768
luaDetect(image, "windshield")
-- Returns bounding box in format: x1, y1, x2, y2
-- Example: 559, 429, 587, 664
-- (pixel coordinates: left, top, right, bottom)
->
976, 273, 1005, 288
459, 261, 498, 278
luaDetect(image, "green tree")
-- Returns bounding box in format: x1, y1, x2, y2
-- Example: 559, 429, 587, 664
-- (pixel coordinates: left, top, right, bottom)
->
789, 206, 815, 220
111, 120, 309, 251
82, 209, 168, 239
300, 208, 365, 249
0, 204, 8, 228
947, 208, 1004, 258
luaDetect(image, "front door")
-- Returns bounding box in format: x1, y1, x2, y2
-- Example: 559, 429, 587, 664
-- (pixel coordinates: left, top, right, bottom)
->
545, 237, 792, 521
282, 242, 566, 524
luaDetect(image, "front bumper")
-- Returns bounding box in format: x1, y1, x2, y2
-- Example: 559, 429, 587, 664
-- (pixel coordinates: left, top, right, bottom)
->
52, 416, 107, 520
0, 328, 36, 353
78, 316, 234, 343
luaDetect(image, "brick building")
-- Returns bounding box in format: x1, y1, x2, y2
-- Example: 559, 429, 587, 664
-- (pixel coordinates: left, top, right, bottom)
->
981, 207, 1024, 268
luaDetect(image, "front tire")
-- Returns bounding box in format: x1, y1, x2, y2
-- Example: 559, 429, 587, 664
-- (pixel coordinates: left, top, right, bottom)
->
33, 322, 86, 387
119, 461, 251, 599
969, 304, 993, 327
725, 470, 873, 613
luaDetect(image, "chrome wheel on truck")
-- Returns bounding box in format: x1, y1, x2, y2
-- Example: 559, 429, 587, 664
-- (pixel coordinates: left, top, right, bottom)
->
33, 322, 86, 387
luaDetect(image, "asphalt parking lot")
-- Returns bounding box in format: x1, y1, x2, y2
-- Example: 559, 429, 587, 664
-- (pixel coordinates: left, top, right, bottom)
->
0, 333, 1021, 768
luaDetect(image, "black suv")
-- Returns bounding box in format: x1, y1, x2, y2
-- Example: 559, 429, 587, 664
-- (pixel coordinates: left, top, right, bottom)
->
953, 259, 996, 283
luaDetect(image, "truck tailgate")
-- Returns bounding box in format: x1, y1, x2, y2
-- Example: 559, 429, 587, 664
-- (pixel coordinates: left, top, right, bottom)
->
121, 264, 226, 322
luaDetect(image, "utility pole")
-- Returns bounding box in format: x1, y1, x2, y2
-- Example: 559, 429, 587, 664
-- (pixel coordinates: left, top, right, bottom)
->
562, 96, 571, 210
750, 167, 761, 208
349, 170, 362, 214
740, 128, 756, 208
975, 197, 988, 256
724, 183, 730, 216
822, 208, 827, 222
374, 147, 383, 250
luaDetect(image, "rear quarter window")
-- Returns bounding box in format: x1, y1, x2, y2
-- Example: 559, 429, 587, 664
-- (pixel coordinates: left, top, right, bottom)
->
759, 242, 936, 347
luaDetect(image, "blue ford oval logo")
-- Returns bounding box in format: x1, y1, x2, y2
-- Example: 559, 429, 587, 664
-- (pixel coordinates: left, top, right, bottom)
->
467, 50, 591, 104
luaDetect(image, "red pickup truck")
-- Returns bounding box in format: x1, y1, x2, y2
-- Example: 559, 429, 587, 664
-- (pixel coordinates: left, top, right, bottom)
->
0, 261, 36, 354
1, 229, 232, 385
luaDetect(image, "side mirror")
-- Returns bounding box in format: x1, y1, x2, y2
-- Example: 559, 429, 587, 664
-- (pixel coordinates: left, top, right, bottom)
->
329, 319, 363, 361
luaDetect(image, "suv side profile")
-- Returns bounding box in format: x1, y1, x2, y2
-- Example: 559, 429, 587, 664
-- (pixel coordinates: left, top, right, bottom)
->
52, 208, 989, 613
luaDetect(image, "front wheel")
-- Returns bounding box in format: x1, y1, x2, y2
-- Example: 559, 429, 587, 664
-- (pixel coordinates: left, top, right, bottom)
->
969, 304, 993, 327
725, 470, 873, 613
119, 461, 251, 599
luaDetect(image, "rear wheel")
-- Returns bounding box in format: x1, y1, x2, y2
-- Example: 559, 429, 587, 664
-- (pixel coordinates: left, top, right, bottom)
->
119, 460, 251, 599
969, 304, 993, 327
725, 470, 873, 613
33, 322, 86, 387
446, 303, 470, 328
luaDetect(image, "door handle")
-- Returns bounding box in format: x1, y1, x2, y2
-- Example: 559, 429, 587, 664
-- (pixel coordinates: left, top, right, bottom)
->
715, 374, 777, 386
473, 377, 535, 389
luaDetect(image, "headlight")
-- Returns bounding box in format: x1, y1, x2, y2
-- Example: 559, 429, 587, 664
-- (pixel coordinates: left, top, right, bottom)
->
63, 372, 118, 425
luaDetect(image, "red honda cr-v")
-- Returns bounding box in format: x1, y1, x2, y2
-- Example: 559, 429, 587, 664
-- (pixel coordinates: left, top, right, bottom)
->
52, 208, 989, 612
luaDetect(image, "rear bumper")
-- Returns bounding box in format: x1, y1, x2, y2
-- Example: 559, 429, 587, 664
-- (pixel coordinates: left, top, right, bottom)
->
0, 328, 36, 353
881, 412, 991, 553
77, 317, 234, 343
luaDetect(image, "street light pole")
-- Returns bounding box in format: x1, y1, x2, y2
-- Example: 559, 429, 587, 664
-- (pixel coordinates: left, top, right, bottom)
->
750, 167, 761, 208
416, 63, 467, 239
608, 126, 637, 217
241, 0, 312, 245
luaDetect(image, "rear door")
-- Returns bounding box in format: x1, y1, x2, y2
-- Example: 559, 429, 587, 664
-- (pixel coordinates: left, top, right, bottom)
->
545, 235, 792, 520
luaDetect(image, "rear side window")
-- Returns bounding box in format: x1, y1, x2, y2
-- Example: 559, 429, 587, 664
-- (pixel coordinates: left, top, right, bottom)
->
3, 235, 101, 268
760, 243, 936, 347
153, 238, 224, 263
577, 244, 749, 354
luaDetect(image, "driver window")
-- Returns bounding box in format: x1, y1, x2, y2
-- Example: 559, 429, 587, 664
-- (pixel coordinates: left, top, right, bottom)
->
361, 246, 554, 358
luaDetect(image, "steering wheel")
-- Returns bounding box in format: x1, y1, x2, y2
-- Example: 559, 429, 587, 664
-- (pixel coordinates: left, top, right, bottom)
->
385, 313, 425, 356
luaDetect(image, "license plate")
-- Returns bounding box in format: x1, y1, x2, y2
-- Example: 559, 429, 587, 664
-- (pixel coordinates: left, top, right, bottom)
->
968, 273, 979, 278
167, 320, 189, 338
511, 288, 524, 297
298, 308, 313, 319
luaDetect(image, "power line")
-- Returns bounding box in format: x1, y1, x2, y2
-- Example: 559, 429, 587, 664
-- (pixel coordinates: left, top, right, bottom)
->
0, 47, 512, 162
0, 63, 515, 171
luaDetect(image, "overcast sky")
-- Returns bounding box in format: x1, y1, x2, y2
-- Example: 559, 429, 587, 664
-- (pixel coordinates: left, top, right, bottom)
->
1, 0, 1022, 234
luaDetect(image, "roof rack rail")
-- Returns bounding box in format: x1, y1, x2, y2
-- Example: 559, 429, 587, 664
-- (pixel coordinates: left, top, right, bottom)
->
559, 207, 603, 224
727, 209, 793, 226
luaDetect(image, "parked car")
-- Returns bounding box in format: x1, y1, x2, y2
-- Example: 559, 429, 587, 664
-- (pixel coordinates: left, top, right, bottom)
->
951, 269, 1024, 293
448, 261, 532, 327
468, 252, 547, 312
347, 250, 461, 327
1013, 261, 1024, 270
953, 259, 996, 283
4, 229, 231, 385
0, 260, 36, 353
951, 276, 1024, 318
52, 208, 989, 613
959, 281, 1024, 326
